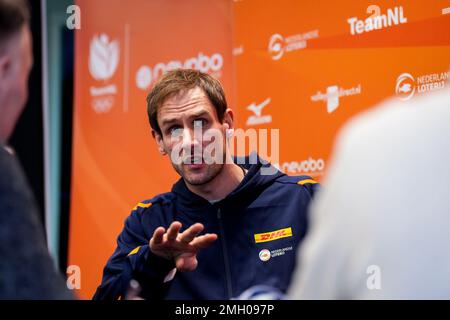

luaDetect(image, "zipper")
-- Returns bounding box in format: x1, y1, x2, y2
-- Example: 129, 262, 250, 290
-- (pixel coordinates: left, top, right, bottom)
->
217, 208, 233, 299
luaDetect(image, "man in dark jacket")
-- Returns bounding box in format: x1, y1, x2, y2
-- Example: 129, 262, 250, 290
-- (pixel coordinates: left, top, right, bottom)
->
0, 0, 72, 299
94, 69, 319, 300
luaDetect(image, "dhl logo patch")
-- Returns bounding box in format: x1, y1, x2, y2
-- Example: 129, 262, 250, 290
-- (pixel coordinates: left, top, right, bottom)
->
254, 227, 293, 243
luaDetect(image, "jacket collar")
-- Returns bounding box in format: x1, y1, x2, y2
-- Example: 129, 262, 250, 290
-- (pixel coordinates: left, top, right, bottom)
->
171, 153, 284, 213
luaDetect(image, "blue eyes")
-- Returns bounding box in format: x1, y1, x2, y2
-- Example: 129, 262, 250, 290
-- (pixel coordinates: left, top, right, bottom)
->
169, 126, 181, 134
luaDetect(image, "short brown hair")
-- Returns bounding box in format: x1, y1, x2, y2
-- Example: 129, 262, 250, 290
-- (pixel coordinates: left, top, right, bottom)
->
146, 69, 228, 135
0, 0, 30, 52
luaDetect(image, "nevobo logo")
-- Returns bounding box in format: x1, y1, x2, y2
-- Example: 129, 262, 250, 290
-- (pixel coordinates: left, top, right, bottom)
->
136, 52, 224, 90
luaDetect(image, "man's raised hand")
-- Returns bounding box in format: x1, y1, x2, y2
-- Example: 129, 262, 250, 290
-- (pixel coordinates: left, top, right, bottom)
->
149, 221, 218, 272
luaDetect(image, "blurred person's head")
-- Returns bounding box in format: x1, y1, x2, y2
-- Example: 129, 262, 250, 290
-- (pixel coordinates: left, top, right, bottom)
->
0, 0, 32, 145
147, 69, 234, 187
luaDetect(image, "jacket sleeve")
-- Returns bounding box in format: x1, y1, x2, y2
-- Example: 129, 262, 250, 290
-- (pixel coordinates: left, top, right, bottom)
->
0, 149, 73, 299
298, 177, 321, 198
92, 210, 175, 300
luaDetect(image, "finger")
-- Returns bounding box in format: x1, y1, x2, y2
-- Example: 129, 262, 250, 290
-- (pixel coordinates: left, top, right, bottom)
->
179, 223, 204, 244
151, 227, 166, 246
191, 233, 218, 249
166, 221, 182, 241
125, 279, 144, 300
183, 256, 198, 272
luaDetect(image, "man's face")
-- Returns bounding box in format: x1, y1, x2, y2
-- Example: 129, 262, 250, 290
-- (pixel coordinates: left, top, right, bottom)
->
154, 87, 231, 186
0, 25, 33, 143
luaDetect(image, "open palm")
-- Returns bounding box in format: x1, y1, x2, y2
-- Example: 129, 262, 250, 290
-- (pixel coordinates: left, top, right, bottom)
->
149, 221, 217, 272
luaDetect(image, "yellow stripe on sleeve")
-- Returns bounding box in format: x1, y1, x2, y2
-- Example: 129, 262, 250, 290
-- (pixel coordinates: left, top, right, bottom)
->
132, 202, 152, 211
128, 246, 141, 256
297, 179, 318, 185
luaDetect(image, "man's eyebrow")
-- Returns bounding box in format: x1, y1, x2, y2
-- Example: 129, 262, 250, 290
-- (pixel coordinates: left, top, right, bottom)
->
189, 111, 209, 119
160, 118, 178, 127
160, 110, 212, 128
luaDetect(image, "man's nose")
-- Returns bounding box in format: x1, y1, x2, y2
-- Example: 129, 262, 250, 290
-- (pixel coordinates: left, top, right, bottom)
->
181, 128, 202, 152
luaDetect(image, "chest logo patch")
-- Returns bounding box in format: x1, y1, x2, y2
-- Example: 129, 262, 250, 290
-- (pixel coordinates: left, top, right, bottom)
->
254, 227, 292, 243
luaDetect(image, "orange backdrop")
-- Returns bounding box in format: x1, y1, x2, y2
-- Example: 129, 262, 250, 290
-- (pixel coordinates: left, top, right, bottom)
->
69, 0, 450, 298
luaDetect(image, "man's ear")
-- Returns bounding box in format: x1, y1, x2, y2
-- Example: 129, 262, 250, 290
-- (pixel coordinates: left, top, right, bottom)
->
223, 108, 234, 130
151, 129, 167, 155
0, 55, 10, 102
0, 54, 11, 81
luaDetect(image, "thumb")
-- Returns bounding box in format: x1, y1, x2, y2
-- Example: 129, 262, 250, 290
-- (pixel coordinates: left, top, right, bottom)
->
175, 253, 198, 272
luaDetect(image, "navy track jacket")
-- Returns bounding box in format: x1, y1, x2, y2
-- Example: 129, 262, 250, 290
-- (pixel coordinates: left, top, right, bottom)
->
93, 156, 319, 300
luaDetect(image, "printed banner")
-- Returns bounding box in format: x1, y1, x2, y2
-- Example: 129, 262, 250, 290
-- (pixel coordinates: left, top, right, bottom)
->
69, 0, 450, 298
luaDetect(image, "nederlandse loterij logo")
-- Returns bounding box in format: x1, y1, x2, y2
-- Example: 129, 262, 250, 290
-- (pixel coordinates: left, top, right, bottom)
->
258, 247, 293, 262
268, 30, 319, 61
347, 5, 407, 35
89, 34, 120, 81
268, 34, 285, 61
246, 98, 272, 126
395, 71, 449, 101
259, 249, 271, 262
396, 73, 416, 101
311, 84, 362, 113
